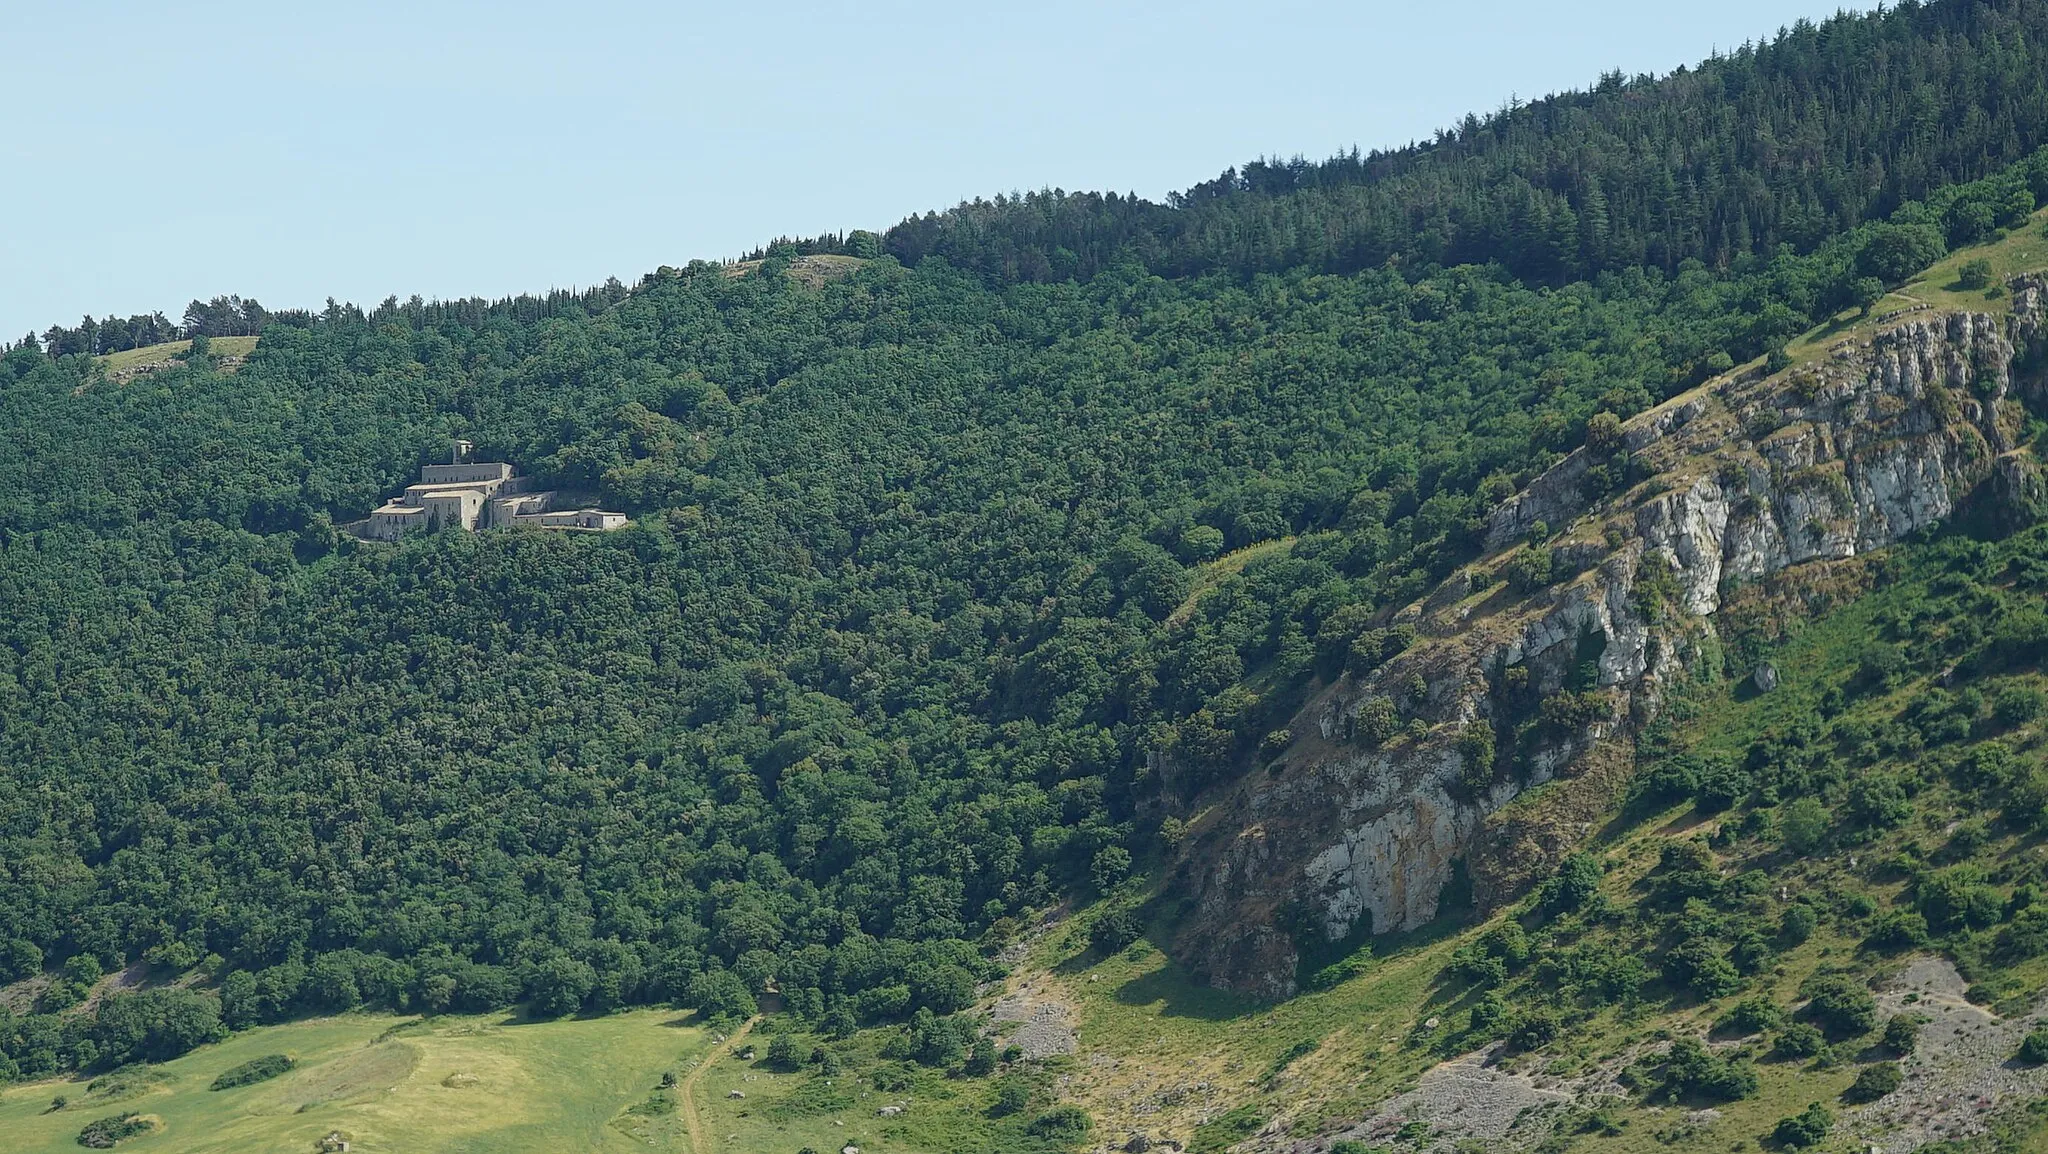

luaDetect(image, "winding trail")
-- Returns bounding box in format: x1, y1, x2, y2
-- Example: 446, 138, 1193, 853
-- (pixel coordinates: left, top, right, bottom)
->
679, 1014, 760, 1154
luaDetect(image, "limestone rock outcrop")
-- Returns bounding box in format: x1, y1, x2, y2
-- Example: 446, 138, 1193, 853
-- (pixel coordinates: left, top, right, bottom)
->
1170, 290, 2046, 997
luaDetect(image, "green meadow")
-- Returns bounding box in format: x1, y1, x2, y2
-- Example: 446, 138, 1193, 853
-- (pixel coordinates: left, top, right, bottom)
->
0, 1009, 707, 1154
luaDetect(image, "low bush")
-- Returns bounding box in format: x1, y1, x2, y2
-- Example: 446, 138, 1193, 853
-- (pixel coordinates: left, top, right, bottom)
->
1027, 1104, 1093, 1141
1882, 1014, 1923, 1057
989, 1076, 1031, 1117
1638, 1038, 1758, 1103
1844, 1062, 1904, 1103
1306, 950, 1373, 991
1865, 910, 1930, 951
1772, 1022, 1826, 1060
2017, 1027, 2048, 1065
1802, 974, 1879, 1038
1773, 1102, 1834, 1148
209, 1054, 294, 1090
1088, 909, 1141, 954
1716, 996, 1783, 1036
76, 1113, 154, 1148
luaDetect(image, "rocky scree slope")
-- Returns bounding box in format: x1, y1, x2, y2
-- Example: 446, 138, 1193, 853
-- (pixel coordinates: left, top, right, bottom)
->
1171, 281, 2048, 997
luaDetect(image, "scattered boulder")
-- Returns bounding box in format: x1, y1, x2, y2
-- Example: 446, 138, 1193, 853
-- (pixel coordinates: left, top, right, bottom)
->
727, 1089, 746, 1099
990, 991, 1079, 1058
1752, 662, 1779, 692
1344, 1052, 1570, 1146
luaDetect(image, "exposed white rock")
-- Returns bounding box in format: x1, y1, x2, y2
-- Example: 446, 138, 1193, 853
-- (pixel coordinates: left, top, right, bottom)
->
1174, 289, 2048, 996
1303, 767, 1475, 941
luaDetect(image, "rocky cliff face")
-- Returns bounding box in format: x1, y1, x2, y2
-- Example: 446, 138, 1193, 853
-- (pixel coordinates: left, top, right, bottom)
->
1171, 291, 2046, 998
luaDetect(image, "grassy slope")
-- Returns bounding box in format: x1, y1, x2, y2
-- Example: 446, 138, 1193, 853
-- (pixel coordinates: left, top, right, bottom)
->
721, 253, 867, 287
684, 1019, 1075, 1154
0, 1009, 707, 1154
1788, 207, 2048, 362
97, 336, 259, 377
1892, 213, 2048, 316
0, 1004, 1076, 1154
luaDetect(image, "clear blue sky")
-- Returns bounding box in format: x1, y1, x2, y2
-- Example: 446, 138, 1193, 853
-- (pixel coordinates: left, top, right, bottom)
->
2, 0, 1861, 340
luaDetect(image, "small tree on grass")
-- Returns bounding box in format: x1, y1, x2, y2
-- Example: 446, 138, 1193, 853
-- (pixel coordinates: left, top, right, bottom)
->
764, 1031, 800, 1070
1779, 904, 1818, 945
209, 1054, 295, 1091
989, 1076, 1031, 1117
1771, 1022, 1825, 1060
1802, 974, 1878, 1038
76, 1113, 153, 1149
2017, 1027, 2048, 1065
1881, 1014, 1923, 1057
1773, 1102, 1834, 1148
1504, 546, 1554, 593
1844, 1062, 1904, 1103
1026, 1105, 1091, 1141
1089, 909, 1141, 954
1778, 798, 1832, 856
1090, 846, 1132, 893
962, 1037, 997, 1076
1639, 1038, 1759, 1103
1716, 996, 1783, 1037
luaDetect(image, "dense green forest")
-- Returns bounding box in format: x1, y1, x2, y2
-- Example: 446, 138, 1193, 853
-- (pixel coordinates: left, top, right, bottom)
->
5, 0, 2048, 1094
860, 0, 2048, 290
21, 283, 638, 358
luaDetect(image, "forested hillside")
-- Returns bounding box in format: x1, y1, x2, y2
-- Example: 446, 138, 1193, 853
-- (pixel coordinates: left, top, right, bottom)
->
875, 0, 2048, 289
5, 5, 2048, 1152
0, 230, 1802, 1050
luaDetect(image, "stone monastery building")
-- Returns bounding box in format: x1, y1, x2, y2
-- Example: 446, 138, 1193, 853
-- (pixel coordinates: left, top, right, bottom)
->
354, 440, 627, 541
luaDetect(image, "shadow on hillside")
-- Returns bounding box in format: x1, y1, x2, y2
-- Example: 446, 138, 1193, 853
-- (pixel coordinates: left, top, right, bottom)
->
1798, 308, 1872, 349
1052, 945, 1102, 977
1109, 957, 1257, 1023
1587, 781, 1716, 851
1370, 908, 1480, 959
1658, 808, 1718, 836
